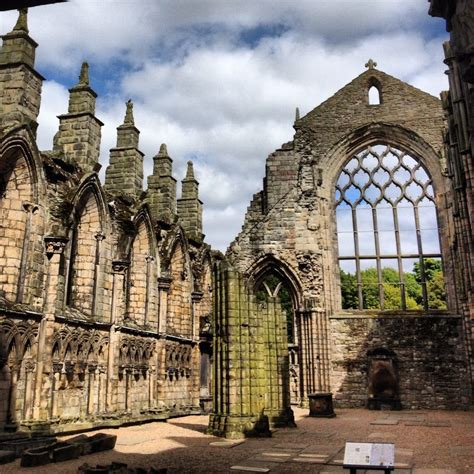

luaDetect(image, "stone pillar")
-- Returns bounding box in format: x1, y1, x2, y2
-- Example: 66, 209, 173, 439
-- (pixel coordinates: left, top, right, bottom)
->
87, 363, 97, 416
191, 291, 203, 340
23, 359, 35, 420
208, 264, 271, 438
148, 367, 154, 408
50, 361, 63, 419
7, 363, 19, 426
97, 365, 106, 413
144, 256, 154, 326
33, 237, 68, 420
298, 306, 331, 405
158, 277, 171, 333
106, 261, 129, 412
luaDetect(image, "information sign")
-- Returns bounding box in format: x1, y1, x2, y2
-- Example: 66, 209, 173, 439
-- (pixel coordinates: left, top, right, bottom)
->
343, 442, 394, 468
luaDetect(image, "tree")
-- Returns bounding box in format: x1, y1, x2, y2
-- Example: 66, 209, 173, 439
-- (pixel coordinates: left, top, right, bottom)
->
340, 270, 358, 309
413, 258, 446, 309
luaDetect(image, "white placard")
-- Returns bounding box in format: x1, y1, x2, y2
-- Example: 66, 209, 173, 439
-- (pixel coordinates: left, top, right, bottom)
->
343, 442, 394, 467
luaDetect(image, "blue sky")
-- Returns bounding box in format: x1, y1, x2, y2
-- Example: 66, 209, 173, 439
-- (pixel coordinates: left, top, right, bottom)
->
0, 1, 449, 251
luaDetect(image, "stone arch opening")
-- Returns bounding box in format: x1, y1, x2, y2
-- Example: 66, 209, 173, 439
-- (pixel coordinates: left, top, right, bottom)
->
247, 257, 304, 407
0, 147, 35, 303
126, 217, 157, 327
66, 190, 104, 316
168, 239, 192, 337
0, 322, 37, 429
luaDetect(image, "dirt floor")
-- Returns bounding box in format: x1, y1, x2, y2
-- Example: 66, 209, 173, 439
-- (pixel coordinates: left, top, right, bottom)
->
2, 407, 473, 473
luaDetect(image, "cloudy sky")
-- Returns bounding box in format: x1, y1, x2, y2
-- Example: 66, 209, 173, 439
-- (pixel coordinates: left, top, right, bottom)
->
0, 1, 448, 251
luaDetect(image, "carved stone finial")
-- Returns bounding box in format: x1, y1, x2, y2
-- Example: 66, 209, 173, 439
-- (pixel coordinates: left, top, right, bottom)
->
78, 62, 89, 86
159, 143, 168, 156
13, 8, 28, 33
295, 107, 300, 121
185, 160, 195, 180
365, 59, 377, 70
124, 99, 134, 125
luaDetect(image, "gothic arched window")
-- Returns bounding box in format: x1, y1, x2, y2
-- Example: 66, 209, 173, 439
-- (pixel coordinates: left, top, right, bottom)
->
368, 85, 381, 105
335, 144, 446, 311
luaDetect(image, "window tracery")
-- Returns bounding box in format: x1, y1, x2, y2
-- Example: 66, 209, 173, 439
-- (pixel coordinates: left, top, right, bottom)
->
335, 144, 446, 310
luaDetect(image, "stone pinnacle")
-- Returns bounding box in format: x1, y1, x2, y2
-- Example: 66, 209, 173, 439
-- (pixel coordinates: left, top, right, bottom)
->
185, 161, 195, 180
78, 62, 89, 86
159, 143, 168, 156
13, 8, 29, 33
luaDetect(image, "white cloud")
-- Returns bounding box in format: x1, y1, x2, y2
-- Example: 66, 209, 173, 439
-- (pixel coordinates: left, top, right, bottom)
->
0, 2, 449, 251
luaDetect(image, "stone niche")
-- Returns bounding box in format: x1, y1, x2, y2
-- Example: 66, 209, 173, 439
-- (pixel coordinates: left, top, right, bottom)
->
367, 348, 401, 410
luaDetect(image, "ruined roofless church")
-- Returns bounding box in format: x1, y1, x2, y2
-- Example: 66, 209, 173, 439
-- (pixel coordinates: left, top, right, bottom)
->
0, 5, 473, 440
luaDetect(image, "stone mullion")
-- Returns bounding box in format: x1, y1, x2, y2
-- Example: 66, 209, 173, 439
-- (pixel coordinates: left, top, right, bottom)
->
413, 206, 429, 309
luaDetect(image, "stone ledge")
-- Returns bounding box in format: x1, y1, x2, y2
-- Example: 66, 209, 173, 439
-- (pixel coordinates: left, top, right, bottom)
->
330, 311, 461, 320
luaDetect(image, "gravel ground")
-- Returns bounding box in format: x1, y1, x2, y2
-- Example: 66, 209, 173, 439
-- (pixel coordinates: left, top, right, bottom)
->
2, 407, 473, 473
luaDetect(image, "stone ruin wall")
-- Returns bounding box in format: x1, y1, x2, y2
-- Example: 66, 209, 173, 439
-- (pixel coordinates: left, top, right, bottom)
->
0, 10, 214, 433
225, 62, 471, 412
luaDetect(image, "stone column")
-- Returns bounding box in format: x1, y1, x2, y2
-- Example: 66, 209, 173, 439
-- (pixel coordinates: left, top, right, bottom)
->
23, 359, 36, 420
33, 237, 68, 420
298, 306, 331, 405
50, 361, 63, 419
148, 367, 154, 408
92, 232, 105, 317
106, 261, 129, 412
208, 264, 272, 438
87, 363, 98, 416
158, 277, 171, 333
16, 203, 38, 303
125, 367, 132, 412
97, 365, 106, 413
145, 256, 154, 326
7, 363, 19, 426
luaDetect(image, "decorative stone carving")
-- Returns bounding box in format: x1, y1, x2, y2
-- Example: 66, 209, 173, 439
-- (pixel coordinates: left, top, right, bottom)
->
44, 236, 68, 256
